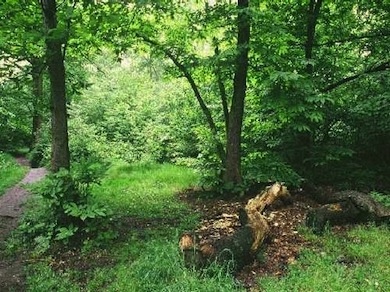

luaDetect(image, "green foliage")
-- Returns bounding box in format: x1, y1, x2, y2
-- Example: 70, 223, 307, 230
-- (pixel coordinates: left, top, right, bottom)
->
0, 152, 28, 195
243, 151, 303, 187
0, 82, 33, 151
68, 50, 199, 166
16, 162, 113, 254
370, 191, 390, 208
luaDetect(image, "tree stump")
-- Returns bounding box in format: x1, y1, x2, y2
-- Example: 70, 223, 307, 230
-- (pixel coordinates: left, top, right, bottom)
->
306, 190, 390, 234
179, 182, 290, 271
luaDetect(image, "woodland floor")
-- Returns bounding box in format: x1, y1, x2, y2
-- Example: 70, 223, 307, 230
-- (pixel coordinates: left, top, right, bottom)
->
49, 189, 326, 290
0, 160, 360, 291
179, 189, 324, 288
0, 158, 47, 291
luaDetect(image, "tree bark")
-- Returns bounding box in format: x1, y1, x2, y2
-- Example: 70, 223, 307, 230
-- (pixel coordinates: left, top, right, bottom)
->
223, 0, 250, 187
41, 0, 70, 172
214, 45, 229, 134
305, 0, 323, 74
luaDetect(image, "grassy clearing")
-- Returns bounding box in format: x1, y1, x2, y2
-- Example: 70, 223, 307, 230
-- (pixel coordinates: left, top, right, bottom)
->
92, 161, 200, 219
19, 161, 390, 291
26, 239, 243, 292
0, 151, 28, 196
23, 161, 243, 291
258, 225, 390, 291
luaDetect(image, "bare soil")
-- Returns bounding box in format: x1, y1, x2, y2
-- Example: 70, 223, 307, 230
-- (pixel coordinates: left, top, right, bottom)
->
0, 158, 47, 291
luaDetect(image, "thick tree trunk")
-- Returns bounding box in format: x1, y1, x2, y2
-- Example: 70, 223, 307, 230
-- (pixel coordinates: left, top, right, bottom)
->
223, 0, 250, 187
180, 183, 290, 271
41, 0, 70, 172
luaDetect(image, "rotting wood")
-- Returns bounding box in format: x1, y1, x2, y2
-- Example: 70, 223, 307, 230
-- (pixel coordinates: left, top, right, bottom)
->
306, 190, 390, 234
179, 182, 290, 271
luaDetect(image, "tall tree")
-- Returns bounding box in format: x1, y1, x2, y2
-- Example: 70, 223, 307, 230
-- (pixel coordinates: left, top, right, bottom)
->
40, 0, 70, 171
134, 1, 251, 188
223, 0, 250, 186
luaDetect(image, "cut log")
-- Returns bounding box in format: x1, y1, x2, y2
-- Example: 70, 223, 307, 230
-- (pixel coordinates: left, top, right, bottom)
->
306, 190, 390, 234
179, 182, 290, 271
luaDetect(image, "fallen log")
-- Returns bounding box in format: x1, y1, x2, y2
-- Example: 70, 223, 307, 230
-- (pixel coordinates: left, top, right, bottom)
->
306, 190, 390, 234
179, 182, 290, 271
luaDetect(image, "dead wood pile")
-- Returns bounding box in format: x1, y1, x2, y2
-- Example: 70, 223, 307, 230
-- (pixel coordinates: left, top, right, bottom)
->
179, 182, 290, 271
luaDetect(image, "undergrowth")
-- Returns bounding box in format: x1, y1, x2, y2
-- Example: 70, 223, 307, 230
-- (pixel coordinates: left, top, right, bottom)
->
0, 152, 28, 195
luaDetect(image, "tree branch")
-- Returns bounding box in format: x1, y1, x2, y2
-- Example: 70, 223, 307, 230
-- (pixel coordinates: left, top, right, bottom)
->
314, 32, 390, 47
214, 45, 229, 134
321, 61, 390, 93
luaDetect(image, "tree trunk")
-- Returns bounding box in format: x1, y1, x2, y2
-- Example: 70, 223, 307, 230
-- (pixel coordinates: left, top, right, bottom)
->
41, 0, 70, 172
180, 183, 290, 271
293, 0, 323, 168
305, 0, 323, 74
223, 0, 250, 187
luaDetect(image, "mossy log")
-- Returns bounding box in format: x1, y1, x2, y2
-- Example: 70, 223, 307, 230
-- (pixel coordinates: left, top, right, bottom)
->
179, 182, 290, 271
306, 190, 390, 234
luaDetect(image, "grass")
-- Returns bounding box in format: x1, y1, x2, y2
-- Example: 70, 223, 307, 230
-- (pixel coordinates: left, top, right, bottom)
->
0, 151, 28, 196
92, 161, 200, 219
15, 160, 390, 291
21, 161, 243, 291
258, 225, 390, 291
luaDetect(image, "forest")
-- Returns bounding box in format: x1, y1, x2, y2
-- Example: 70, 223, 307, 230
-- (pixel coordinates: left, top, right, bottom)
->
0, 0, 389, 291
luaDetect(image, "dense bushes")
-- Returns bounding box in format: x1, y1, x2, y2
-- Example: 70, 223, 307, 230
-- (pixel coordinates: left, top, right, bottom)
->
61, 50, 390, 192
4, 49, 387, 192
15, 161, 113, 253
0, 83, 32, 151
67, 52, 200, 167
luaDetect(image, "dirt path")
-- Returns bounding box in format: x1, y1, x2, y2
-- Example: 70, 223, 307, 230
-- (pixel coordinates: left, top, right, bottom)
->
0, 158, 47, 291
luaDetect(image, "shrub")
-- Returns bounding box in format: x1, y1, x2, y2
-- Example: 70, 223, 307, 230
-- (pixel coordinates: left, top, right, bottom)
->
16, 161, 114, 254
